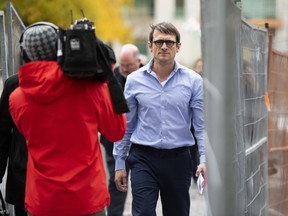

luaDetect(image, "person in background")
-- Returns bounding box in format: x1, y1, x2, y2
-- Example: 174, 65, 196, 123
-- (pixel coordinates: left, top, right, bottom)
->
9, 22, 126, 216
139, 53, 148, 65
193, 58, 203, 76
114, 44, 143, 87
0, 74, 27, 216
100, 43, 142, 216
190, 57, 203, 184
113, 22, 206, 216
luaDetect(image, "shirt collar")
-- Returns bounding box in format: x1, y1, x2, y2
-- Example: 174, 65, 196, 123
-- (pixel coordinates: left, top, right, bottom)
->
143, 59, 185, 74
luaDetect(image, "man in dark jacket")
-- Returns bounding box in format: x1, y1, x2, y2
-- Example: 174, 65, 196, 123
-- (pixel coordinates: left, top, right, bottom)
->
100, 44, 143, 216
0, 74, 27, 216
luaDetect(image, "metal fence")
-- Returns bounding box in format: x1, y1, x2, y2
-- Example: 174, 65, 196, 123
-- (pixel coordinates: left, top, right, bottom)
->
0, 10, 7, 89
5, 2, 25, 79
0, 2, 24, 85
241, 20, 269, 216
201, 1, 269, 215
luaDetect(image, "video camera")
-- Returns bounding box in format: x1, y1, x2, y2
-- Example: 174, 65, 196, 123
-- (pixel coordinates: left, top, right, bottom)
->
57, 12, 129, 114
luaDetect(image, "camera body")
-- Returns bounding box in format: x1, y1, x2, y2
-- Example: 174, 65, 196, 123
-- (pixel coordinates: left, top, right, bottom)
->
57, 16, 129, 114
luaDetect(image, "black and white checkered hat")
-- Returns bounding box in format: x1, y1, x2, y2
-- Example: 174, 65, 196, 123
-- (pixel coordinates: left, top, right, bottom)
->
22, 24, 58, 61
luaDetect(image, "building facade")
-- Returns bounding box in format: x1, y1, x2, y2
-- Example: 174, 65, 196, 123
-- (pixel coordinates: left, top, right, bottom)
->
119, 0, 202, 68
115, 0, 288, 68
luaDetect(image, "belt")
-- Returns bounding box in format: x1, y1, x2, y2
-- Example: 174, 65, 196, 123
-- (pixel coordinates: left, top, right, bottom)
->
131, 143, 190, 157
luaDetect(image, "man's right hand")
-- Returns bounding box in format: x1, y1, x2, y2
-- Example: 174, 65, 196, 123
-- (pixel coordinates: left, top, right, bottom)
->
115, 169, 128, 192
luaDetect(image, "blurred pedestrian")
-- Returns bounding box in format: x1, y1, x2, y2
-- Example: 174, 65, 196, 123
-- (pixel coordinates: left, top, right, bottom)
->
193, 58, 203, 76
113, 22, 206, 216
0, 74, 27, 216
115, 44, 143, 86
139, 53, 148, 65
9, 21, 126, 216
190, 57, 203, 184
100, 43, 143, 216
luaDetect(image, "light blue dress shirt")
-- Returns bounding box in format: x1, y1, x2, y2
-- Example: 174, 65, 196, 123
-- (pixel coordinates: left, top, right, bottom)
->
113, 59, 205, 170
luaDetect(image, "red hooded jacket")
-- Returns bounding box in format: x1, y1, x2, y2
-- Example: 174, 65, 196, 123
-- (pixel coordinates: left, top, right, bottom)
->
9, 61, 126, 216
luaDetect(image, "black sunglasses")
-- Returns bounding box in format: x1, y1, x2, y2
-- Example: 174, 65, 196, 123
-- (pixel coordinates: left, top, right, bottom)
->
153, 40, 177, 48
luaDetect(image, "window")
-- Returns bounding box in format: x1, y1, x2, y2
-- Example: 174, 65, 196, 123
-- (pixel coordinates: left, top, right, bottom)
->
134, 0, 154, 17
175, 0, 184, 19
241, 0, 276, 19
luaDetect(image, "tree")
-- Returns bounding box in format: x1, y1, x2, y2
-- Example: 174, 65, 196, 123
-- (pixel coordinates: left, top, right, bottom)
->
0, 0, 132, 43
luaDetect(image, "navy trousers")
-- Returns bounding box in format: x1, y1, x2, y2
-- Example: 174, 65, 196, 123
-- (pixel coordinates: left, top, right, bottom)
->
127, 144, 193, 216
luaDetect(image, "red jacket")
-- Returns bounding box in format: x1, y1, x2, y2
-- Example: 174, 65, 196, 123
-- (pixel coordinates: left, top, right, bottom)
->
9, 61, 126, 216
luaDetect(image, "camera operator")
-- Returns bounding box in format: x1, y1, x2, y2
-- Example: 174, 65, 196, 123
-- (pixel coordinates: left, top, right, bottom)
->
9, 21, 126, 216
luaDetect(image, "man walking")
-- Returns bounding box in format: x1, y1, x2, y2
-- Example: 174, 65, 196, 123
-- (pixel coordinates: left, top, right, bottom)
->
114, 22, 206, 216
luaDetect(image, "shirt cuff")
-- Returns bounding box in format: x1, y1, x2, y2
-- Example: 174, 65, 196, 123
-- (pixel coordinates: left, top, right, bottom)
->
115, 158, 126, 171
200, 154, 206, 164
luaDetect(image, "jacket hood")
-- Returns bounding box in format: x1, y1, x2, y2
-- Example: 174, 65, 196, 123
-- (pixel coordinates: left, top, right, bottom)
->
18, 61, 74, 103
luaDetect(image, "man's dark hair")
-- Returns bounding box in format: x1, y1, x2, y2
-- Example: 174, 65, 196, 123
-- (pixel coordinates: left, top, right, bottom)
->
148, 22, 181, 43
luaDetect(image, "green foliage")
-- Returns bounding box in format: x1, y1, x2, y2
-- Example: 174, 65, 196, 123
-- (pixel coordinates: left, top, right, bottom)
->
0, 0, 132, 43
